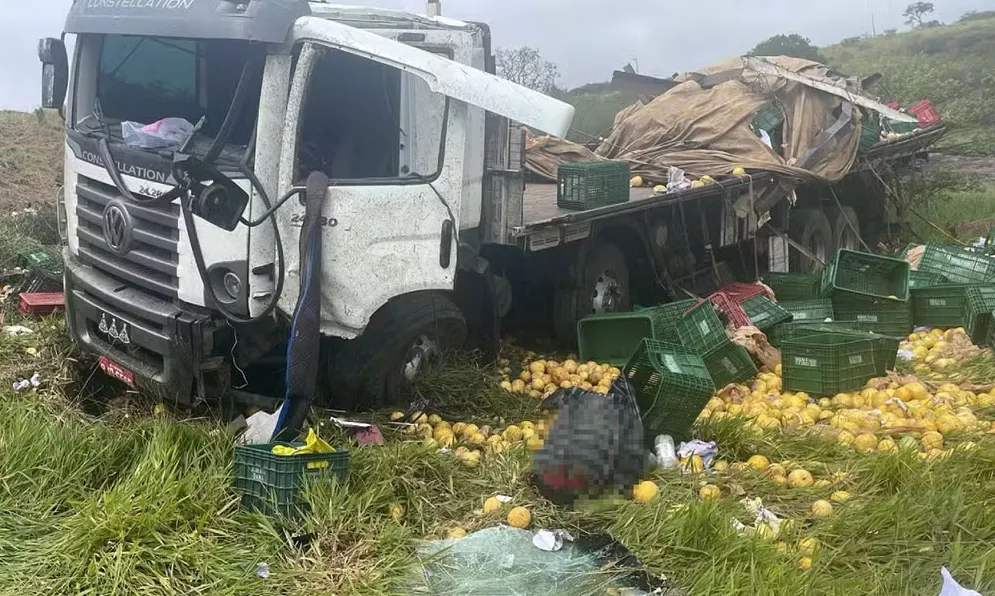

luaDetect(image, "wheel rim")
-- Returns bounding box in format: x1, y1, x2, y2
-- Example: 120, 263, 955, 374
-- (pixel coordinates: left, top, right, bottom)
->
402, 335, 438, 382
591, 270, 622, 313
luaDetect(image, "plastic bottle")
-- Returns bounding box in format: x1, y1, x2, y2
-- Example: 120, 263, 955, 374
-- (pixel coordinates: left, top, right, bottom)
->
654, 435, 678, 469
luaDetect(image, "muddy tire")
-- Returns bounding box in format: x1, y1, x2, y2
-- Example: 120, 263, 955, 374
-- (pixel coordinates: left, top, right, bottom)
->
329, 293, 467, 410
552, 239, 631, 346
789, 208, 833, 273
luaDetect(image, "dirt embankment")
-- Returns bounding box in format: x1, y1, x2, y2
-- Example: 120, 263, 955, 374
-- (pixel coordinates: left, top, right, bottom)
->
0, 109, 64, 213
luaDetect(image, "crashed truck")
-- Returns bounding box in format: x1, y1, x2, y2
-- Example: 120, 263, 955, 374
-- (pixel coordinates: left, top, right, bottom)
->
37, 0, 944, 414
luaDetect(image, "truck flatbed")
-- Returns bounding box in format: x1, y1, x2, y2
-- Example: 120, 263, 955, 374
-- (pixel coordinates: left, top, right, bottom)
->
519, 176, 778, 238
517, 125, 947, 244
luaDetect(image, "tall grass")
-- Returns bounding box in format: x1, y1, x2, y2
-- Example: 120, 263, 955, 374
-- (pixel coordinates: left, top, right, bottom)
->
903, 174, 995, 243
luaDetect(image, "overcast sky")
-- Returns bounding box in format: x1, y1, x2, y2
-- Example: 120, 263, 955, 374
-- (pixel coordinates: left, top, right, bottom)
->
1, 0, 990, 111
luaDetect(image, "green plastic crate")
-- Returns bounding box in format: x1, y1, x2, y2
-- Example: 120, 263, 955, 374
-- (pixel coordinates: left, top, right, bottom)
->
821, 249, 911, 302
676, 301, 728, 356
557, 161, 630, 211
623, 339, 716, 442
987, 310, 995, 354
234, 443, 349, 517
752, 104, 784, 133
779, 299, 834, 322
703, 343, 757, 389
579, 300, 699, 365
909, 270, 947, 289
964, 285, 995, 344
768, 320, 825, 348
858, 117, 883, 153
751, 105, 785, 152
762, 272, 822, 301
832, 294, 913, 338
884, 119, 918, 135
918, 244, 995, 285
911, 284, 972, 328
577, 311, 663, 366
742, 295, 793, 331
766, 299, 834, 347
647, 299, 698, 334
775, 323, 900, 376
782, 332, 879, 396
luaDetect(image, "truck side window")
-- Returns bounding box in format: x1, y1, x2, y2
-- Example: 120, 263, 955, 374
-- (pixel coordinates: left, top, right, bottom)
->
296, 49, 446, 183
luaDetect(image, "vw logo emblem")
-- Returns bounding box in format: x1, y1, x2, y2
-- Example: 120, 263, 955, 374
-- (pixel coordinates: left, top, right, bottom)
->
102, 202, 132, 255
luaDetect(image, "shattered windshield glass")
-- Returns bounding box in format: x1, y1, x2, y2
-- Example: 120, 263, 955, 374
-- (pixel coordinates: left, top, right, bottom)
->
77, 34, 262, 164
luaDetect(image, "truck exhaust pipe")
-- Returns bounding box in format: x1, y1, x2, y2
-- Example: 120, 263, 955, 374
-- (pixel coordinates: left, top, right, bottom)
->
427, 0, 441, 17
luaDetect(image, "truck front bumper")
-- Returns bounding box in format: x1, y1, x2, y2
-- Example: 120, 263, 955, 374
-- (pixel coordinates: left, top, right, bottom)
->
63, 248, 220, 402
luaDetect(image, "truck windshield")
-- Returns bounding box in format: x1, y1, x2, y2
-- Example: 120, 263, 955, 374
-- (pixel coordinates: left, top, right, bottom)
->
77, 35, 261, 162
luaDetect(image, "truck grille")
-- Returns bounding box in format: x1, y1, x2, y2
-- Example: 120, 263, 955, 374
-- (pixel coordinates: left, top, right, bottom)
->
75, 176, 180, 298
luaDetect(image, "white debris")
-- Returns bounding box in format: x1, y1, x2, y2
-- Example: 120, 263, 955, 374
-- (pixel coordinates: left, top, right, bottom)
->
241, 409, 280, 445
677, 439, 719, 469
653, 435, 678, 469
532, 529, 574, 552
256, 562, 270, 579
4, 325, 33, 336
939, 567, 983, 596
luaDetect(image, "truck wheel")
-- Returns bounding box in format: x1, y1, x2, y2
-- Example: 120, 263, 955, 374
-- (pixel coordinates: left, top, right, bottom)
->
828, 206, 861, 253
789, 208, 833, 273
553, 239, 631, 345
331, 294, 467, 409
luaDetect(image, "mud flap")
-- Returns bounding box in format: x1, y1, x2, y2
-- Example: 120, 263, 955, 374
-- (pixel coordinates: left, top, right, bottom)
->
272, 172, 328, 442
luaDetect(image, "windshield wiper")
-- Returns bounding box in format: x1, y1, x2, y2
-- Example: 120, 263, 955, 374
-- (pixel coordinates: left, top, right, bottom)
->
79, 98, 112, 140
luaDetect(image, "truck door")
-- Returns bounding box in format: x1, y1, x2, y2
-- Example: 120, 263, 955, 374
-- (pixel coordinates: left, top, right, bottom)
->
276, 17, 573, 338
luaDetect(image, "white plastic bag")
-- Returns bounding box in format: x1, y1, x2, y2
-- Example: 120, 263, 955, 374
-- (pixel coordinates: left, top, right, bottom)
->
939, 567, 983, 596
677, 439, 719, 469
666, 166, 691, 192
121, 118, 194, 149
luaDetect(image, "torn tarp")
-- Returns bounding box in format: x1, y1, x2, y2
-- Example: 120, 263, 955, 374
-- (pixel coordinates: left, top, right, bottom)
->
525, 56, 885, 186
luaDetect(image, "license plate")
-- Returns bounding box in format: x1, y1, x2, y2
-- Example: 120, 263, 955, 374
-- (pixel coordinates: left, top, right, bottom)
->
99, 356, 134, 387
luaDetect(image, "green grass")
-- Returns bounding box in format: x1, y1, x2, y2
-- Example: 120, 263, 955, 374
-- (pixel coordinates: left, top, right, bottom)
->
903, 175, 995, 243
4, 312, 995, 595
558, 90, 640, 145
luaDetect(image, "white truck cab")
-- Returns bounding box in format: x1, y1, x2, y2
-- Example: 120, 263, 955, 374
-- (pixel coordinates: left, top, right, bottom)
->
40, 0, 573, 407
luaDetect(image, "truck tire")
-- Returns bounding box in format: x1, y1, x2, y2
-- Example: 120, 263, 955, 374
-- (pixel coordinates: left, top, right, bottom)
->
553, 239, 631, 346
789, 208, 833, 273
828, 205, 861, 253
330, 294, 467, 409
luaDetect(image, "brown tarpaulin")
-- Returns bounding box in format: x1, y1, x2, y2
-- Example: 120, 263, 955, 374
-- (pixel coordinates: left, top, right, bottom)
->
526, 56, 866, 186
525, 134, 606, 181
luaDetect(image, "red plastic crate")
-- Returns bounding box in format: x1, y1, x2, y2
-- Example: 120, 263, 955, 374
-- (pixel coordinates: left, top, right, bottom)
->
720, 282, 768, 304
685, 291, 752, 330
908, 99, 941, 127
19, 292, 65, 316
